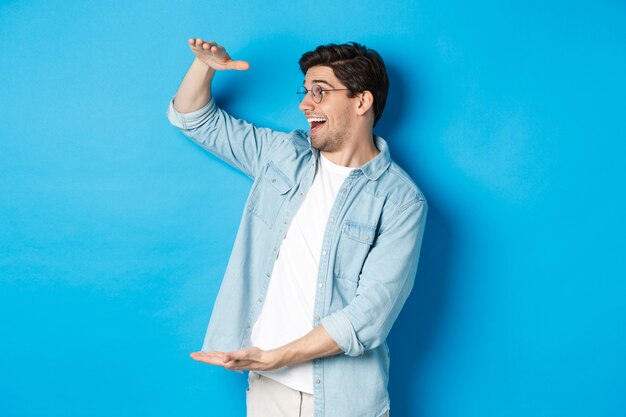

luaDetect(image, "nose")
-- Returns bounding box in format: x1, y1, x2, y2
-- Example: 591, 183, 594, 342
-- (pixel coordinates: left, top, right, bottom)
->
299, 91, 315, 112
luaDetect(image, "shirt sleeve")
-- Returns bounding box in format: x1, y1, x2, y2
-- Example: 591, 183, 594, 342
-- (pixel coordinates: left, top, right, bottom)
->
321, 198, 428, 356
167, 97, 290, 179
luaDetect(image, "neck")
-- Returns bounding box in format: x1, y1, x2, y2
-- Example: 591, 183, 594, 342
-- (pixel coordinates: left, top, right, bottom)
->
320, 129, 379, 168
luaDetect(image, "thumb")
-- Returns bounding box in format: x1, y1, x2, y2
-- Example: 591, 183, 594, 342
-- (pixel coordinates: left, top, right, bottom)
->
225, 348, 251, 362
226, 60, 251, 71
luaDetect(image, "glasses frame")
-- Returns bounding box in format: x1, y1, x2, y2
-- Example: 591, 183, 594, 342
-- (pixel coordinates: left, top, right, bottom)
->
297, 84, 351, 104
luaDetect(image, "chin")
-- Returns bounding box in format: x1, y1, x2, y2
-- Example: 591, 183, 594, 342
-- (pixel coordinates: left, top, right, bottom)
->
310, 138, 328, 152
310, 135, 323, 149
310, 132, 342, 153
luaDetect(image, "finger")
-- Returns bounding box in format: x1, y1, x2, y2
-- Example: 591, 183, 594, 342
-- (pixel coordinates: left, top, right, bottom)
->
224, 348, 254, 362
225, 60, 250, 71
202, 40, 217, 49
196, 350, 227, 360
193, 38, 212, 49
223, 351, 241, 362
190, 351, 227, 364
225, 352, 259, 365
188, 38, 204, 51
223, 360, 246, 373
224, 359, 253, 370
190, 352, 213, 362
207, 45, 224, 57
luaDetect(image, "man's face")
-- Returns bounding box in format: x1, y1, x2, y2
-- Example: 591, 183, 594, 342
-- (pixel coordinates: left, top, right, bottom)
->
299, 65, 357, 153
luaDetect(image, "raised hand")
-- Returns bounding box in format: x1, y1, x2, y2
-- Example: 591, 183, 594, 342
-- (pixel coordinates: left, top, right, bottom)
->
188, 327, 341, 372
188, 38, 250, 71
190, 347, 283, 372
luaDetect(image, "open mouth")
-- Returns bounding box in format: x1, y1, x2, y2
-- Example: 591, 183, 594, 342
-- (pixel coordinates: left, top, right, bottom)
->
307, 116, 327, 134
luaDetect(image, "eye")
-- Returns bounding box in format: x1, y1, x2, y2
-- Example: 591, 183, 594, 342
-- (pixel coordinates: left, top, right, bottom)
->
311, 84, 323, 96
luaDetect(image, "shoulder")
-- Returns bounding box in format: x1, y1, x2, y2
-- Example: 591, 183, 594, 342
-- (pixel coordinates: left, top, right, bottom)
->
288, 129, 311, 147
259, 129, 313, 176
271, 129, 312, 156
371, 161, 426, 213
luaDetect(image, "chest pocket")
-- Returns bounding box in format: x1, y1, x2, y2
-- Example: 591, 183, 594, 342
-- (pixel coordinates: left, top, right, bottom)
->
333, 219, 377, 295
342, 220, 376, 245
332, 220, 377, 306
247, 161, 294, 229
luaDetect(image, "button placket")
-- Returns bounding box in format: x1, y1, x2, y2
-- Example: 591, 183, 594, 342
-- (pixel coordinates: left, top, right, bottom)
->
310, 172, 356, 401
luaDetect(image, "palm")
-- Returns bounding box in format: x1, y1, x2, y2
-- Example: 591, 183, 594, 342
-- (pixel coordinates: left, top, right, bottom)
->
188, 38, 250, 71
190, 347, 281, 371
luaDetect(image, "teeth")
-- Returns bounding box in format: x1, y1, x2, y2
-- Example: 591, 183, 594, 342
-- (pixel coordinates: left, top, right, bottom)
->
306, 117, 327, 123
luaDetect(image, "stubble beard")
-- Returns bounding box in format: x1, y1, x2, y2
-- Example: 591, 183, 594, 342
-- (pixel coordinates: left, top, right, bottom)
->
311, 126, 345, 153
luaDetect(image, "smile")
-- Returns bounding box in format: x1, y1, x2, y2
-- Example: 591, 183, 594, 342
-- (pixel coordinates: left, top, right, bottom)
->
306, 116, 327, 134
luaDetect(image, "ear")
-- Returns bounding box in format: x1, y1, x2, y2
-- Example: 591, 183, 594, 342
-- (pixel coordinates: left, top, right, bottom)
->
355, 90, 374, 117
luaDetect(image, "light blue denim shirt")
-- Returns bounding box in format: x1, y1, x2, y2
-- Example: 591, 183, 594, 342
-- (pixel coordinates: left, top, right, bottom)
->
167, 98, 427, 417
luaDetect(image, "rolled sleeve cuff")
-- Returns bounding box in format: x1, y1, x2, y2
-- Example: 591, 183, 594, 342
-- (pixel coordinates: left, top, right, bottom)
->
167, 97, 217, 129
321, 310, 364, 357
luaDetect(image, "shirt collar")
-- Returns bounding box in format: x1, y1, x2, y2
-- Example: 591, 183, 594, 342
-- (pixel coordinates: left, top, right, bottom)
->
358, 136, 392, 181
304, 133, 392, 181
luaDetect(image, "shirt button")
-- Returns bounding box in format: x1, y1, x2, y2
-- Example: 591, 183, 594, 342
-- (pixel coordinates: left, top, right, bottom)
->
315, 378, 321, 384
318, 283, 323, 288
258, 298, 263, 303
340, 188, 347, 193
363, 235, 370, 240
314, 315, 320, 321
329, 217, 334, 223
271, 179, 276, 183
266, 272, 270, 277
321, 250, 327, 256
299, 192, 304, 197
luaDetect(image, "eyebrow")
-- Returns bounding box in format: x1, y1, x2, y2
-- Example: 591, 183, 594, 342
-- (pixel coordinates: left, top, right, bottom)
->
303, 79, 336, 88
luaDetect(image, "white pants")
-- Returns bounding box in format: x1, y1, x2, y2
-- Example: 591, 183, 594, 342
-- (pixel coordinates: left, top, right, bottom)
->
246, 372, 390, 417
246, 372, 313, 417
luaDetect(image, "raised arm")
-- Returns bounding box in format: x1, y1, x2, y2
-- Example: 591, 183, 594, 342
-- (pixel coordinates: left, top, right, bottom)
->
168, 38, 290, 178
173, 38, 250, 113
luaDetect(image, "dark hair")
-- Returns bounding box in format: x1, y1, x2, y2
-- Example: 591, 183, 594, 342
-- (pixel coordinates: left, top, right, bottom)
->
299, 42, 389, 126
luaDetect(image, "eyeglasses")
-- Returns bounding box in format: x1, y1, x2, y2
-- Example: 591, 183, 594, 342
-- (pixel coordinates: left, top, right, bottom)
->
296, 84, 350, 104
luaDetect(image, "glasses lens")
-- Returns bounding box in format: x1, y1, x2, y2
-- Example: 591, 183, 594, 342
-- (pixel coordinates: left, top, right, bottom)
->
311, 84, 322, 103
296, 86, 307, 101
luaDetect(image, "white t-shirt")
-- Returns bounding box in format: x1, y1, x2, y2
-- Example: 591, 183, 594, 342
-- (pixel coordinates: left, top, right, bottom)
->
250, 153, 353, 393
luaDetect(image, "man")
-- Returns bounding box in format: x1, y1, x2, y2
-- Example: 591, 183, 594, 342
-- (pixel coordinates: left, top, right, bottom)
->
167, 38, 427, 417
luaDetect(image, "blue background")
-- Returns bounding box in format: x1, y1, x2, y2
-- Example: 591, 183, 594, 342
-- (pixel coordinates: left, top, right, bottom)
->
1, 0, 625, 416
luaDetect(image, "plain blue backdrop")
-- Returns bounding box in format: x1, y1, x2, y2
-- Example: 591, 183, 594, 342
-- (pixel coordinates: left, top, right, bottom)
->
1, 0, 625, 416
